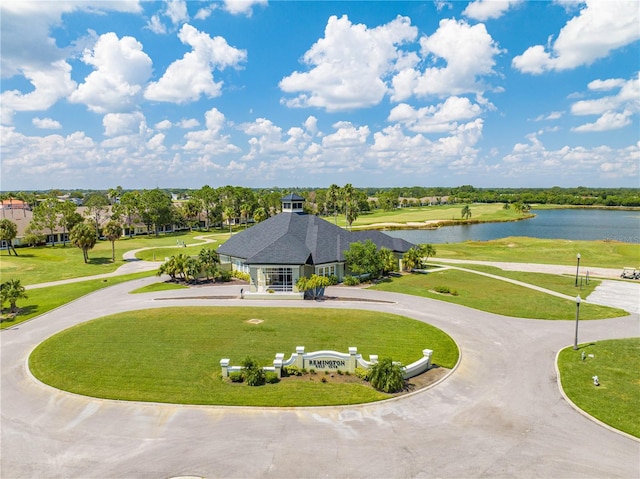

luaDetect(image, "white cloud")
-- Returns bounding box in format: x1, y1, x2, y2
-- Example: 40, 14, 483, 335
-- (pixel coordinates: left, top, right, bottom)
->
155, 120, 173, 130
223, 0, 267, 17
146, 15, 167, 34
145, 24, 247, 104
182, 108, 241, 155
103, 112, 146, 137
463, 0, 523, 21
391, 19, 503, 100
279, 15, 417, 111
1, 60, 76, 121
388, 96, 482, 133
570, 74, 639, 132
68, 33, 152, 113
572, 110, 633, 132
177, 118, 201, 129
166, 0, 189, 25
32, 117, 62, 130
500, 132, 639, 180
322, 122, 370, 148
513, 0, 640, 74
533, 111, 563, 121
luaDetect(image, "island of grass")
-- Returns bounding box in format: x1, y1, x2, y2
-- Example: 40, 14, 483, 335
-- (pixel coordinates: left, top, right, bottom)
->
557, 338, 640, 438
29, 306, 459, 407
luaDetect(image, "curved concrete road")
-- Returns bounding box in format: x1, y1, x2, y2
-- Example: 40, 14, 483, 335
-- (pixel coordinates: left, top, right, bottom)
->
2, 278, 639, 478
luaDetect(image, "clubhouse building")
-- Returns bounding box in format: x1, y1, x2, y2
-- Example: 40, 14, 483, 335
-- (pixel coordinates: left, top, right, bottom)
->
217, 194, 414, 295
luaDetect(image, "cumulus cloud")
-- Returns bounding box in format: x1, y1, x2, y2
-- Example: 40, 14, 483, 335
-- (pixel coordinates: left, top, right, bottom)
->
279, 15, 417, 111
388, 96, 482, 133
501, 132, 639, 180
145, 24, 247, 103
223, 0, 267, 17
512, 0, 640, 73
182, 108, 241, 155
69, 33, 152, 113
103, 112, 146, 137
1, 60, 76, 122
571, 74, 639, 132
391, 19, 503, 100
463, 0, 523, 21
32, 117, 62, 130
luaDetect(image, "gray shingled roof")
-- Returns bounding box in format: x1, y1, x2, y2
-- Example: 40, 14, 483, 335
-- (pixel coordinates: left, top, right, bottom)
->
217, 212, 414, 265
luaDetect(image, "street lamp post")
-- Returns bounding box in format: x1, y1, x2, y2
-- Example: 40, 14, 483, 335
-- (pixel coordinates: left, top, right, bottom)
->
575, 253, 581, 287
573, 295, 582, 350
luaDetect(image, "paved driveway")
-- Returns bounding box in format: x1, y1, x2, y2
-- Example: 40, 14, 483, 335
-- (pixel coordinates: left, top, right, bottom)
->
2, 278, 639, 478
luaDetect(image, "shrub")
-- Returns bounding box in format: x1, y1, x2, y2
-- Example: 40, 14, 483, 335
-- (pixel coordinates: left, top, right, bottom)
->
216, 270, 232, 282
337, 369, 343, 375
369, 358, 405, 393
343, 275, 361, 286
231, 270, 251, 282
265, 371, 280, 384
327, 274, 339, 286
229, 372, 243, 383
321, 377, 328, 383
354, 367, 370, 381
242, 356, 266, 386
434, 285, 458, 296
283, 365, 302, 377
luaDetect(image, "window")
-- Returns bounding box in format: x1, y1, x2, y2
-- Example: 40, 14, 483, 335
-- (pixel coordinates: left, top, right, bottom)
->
317, 265, 336, 277
263, 267, 293, 292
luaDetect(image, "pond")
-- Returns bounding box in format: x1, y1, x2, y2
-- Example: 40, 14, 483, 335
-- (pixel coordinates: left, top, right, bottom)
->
383, 208, 640, 244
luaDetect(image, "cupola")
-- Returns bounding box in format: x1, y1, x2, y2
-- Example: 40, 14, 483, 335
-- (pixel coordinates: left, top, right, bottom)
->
281, 193, 305, 213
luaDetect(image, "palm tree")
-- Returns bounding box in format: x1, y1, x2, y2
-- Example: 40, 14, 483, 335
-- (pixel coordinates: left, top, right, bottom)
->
326, 184, 340, 224
70, 222, 97, 263
103, 220, 123, 262
461, 205, 472, 220
1, 279, 28, 314
0, 218, 18, 256
253, 207, 268, 223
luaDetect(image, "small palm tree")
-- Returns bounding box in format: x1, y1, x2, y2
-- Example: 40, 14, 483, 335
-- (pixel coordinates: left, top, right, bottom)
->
1, 279, 28, 314
103, 220, 123, 262
69, 222, 97, 263
461, 205, 472, 220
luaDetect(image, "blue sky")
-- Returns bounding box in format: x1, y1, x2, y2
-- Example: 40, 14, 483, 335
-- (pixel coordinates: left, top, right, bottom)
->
1, 0, 638, 191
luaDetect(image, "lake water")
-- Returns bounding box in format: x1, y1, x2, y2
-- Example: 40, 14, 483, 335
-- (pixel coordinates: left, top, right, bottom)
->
384, 209, 640, 244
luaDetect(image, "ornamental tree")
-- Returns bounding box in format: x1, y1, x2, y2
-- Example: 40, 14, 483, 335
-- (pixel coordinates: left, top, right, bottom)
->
0, 219, 18, 255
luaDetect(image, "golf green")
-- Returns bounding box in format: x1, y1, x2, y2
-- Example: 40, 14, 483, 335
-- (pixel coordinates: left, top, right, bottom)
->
29, 306, 459, 407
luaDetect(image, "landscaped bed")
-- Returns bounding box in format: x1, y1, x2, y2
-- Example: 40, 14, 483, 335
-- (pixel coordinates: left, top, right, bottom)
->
29, 306, 459, 407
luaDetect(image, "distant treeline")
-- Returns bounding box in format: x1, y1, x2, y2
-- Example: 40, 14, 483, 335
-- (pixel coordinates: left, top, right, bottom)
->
4, 185, 639, 208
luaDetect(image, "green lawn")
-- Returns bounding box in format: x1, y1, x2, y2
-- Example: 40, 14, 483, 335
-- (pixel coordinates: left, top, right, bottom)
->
557, 338, 640, 438
370, 270, 627, 319
0, 272, 154, 330
0, 230, 225, 285
29, 307, 459, 406
435, 237, 639, 269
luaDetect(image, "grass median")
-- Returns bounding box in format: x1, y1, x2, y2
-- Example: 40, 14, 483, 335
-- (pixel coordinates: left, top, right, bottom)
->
370, 270, 627, 319
29, 307, 459, 407
0, 272, 154, 330
557, 338, 640, 438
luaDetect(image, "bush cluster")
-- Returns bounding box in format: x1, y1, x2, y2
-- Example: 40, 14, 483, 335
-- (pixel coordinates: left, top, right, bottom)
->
343, 275, 361, 286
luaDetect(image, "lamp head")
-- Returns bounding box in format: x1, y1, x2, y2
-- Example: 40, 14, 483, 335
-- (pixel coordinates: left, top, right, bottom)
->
576, 295, 582, 305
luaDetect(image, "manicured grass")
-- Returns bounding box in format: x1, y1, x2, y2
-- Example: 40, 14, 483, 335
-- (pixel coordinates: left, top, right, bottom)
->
445, 264, 602, 297
29, 307, 459, 406
0, 272, 154, 330
129, 282, 189, 294
347, 203, 527, 229
0, 230, 219, 285
370, 270, 627, 319
557, 338, 640, 438
435, 237, 639, 269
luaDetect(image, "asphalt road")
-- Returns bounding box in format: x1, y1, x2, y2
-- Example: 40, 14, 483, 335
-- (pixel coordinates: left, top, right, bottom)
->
2, 277, 639, 479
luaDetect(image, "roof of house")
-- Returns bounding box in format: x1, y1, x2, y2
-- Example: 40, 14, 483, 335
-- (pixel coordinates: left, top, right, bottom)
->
281, 193, 305, 202
217, 212, 414, 265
